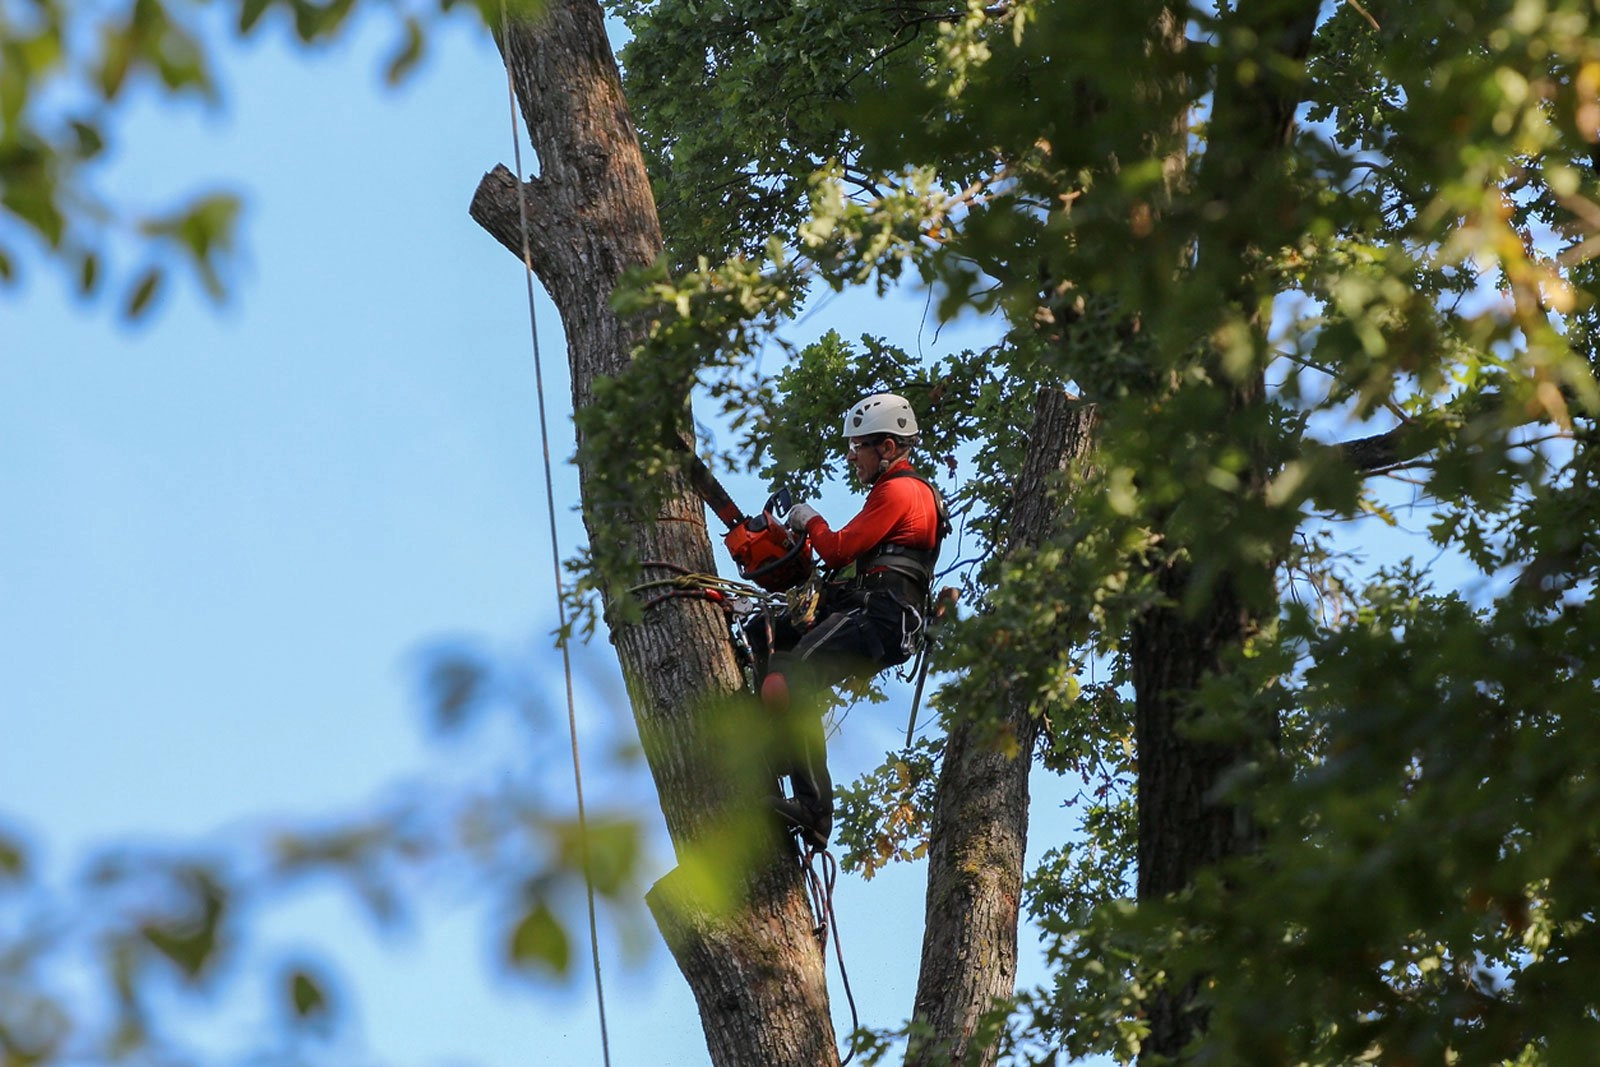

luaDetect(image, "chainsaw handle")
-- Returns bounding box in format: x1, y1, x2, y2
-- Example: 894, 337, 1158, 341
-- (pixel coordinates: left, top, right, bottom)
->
763, 487, 794, 523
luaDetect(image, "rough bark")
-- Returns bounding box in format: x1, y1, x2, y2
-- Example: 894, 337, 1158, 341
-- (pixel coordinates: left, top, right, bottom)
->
1129, 552, 1270, 1055
908, 389, 1099, 1067
468, 4, 838, 1064
1131, 0, 1320, 1059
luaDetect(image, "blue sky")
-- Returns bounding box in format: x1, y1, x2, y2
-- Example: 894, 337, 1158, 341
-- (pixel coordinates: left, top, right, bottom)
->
1, 7, 1092, 1065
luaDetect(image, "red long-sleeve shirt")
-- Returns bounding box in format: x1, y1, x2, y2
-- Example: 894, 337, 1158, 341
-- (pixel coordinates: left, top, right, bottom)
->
803, 458, 941, 570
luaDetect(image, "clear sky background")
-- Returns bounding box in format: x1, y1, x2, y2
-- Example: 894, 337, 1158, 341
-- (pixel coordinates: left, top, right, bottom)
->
1, 7, 1099, 1065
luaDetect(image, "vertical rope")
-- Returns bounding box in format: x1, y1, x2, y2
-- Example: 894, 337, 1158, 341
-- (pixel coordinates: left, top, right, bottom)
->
803, 846, 861, 1065
499, 8, 612, 1065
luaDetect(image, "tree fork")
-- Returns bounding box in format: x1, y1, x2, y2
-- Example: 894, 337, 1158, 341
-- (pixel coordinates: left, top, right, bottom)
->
470, 3, 838, 1064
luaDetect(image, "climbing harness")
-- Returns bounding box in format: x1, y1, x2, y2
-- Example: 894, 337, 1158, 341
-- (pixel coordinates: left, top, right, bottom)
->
854, 468, 953, 590
800, 841, 862, 1066
500, 7, 610, 1064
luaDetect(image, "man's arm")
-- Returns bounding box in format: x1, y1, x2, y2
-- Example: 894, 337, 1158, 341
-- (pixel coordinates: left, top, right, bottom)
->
802, 482, 909, 568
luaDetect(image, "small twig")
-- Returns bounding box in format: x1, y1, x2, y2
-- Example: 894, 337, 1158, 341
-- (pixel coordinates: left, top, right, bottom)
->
1557, 232, 1600, 268
1380, 397, 1415, 427
1345, 0, 1380, 31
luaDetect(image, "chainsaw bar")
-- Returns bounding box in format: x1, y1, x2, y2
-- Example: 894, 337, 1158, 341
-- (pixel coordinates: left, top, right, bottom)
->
665, 431, 814, 594
667, 432, 745, 531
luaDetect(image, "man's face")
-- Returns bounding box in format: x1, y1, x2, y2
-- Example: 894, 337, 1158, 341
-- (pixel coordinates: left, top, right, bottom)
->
847, 436, 889, 486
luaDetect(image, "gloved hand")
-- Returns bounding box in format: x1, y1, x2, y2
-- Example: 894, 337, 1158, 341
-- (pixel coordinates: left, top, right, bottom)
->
787, 502, 820, 532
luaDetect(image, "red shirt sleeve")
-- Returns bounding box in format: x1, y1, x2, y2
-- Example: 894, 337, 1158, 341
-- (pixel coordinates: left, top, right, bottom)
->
804, 461, 940, 569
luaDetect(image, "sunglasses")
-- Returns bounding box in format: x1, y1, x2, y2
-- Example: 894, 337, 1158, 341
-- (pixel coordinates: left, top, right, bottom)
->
847, 436, 887, 456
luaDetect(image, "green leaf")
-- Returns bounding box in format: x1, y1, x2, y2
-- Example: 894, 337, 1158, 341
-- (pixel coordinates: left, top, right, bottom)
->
0, 246, 15, 283
97, 23, 133, 100
69, 119, 106, 159
508, 901, 570, 975
140, 194, 240, 300
384, 17, 425, 86
0, 831, 26, 880
288, 968, 328, 1020
2, 165, 67, 248
496, 0, 547, 19
292, 0, 356, 43
125, 267, 163, 318
140, 869, 226, 980
420, 647, 492, 733
560, 819, 640, 897
77, 250, 100, 296
152, 21, 211, 95
240, 0, 274, 34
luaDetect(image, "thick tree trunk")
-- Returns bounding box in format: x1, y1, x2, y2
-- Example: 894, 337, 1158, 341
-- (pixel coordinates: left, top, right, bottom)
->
908, 389, 1098, 1067
1129, 556, 1268, 1055
468, 4, 838, 1064
1130, 1, 1319, 1058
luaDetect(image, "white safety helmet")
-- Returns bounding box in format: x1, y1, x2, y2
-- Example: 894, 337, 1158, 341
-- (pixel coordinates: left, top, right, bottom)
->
842, 393, 919, 439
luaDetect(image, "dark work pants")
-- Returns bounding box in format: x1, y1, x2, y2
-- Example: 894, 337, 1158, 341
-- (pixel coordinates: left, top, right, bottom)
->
762, 587, 920, 817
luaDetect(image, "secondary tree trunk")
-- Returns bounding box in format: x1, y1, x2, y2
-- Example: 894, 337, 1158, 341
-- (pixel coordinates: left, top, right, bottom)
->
469, 3, 838, 1064
1129, 553, 1268, 1055
909, 389, 1098, 1067
1130, 1, 1318, 1058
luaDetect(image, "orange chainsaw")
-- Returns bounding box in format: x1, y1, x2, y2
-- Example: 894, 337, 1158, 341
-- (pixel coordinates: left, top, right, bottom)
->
673, 438, 814, 593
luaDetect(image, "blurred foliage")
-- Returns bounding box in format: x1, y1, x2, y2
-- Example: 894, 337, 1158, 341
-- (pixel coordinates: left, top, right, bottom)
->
0, 636, 649, 1066
0, 0, 544, 316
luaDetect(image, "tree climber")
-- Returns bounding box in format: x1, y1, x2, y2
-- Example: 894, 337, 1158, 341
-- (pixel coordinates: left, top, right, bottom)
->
756, 393, 949, 848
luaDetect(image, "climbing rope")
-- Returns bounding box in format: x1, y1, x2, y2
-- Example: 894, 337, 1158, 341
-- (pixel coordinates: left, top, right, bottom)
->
499, 7, 611, 1065
629, 561, 775, 613
902, 585, 961, 745
801, 844, 862, 1066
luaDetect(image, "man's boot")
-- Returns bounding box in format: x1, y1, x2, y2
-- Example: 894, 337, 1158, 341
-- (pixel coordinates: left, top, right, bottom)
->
773, 726, 832, 849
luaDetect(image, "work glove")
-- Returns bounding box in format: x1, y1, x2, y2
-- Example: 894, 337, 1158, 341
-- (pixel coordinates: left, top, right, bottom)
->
786, 502, 820, 532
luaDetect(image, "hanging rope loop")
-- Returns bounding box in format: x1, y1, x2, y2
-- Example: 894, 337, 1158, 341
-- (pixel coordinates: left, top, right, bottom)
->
628, 560, 783, 617
801, 843, 861, 1066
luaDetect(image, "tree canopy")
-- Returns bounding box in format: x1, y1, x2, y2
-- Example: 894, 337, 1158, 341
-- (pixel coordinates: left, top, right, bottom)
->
8, 0, 1600, 1064
572, 0, 1600, 1060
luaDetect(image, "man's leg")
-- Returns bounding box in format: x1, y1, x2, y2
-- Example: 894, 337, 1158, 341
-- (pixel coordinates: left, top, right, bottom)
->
784, 702, 833, 845
762, 609, 878, 847
760, 658, 833, 847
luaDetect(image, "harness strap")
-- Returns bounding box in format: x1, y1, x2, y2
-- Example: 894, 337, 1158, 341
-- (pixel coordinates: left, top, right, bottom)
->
855, 542, 939, 585
852, 468, 950, 596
